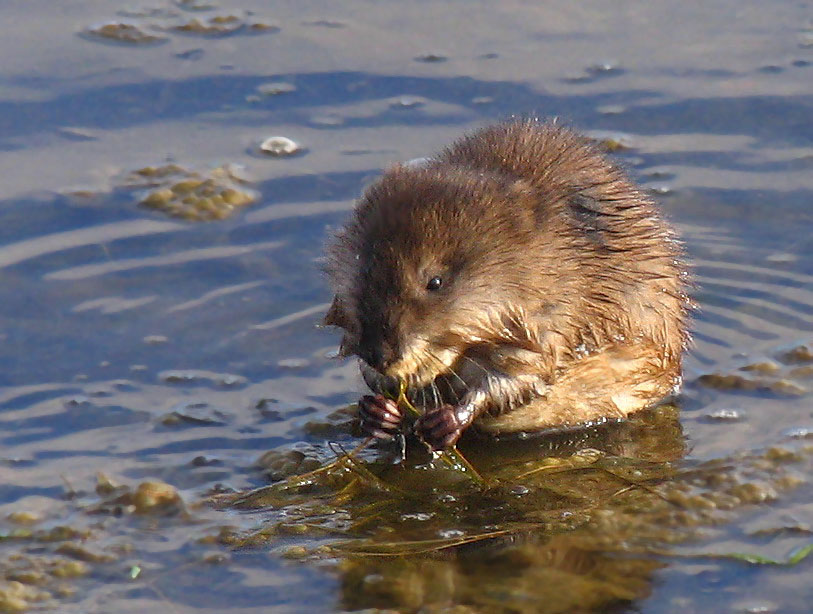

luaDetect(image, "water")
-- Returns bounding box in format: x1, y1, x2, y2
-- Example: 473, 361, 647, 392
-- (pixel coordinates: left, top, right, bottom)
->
1, 1, 812, 612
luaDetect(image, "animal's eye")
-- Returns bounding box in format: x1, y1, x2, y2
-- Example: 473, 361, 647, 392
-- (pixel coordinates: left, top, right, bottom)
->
426, 276, 443, 291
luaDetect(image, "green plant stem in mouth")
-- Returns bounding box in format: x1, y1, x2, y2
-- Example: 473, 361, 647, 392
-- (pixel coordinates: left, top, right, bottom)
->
392, 380, 486, 487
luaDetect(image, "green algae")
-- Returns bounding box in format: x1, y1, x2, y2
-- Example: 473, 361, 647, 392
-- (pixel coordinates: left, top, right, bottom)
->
173, 15, 244, 36
212, 400, 813, 614
87, 475, 187, 517
697, 344, 812, 397
0, 516, 96, 611
125, 163, 258, 221
81, 22, 168, 45
679, 542, 813, 566
172, 13, 280, 37
0, 476, 200, 612
1, 392, 810, 613
257, 448, 324, 482
80, 2, 278, 47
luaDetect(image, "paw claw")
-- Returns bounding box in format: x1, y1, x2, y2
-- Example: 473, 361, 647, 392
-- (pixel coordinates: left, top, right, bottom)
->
359, 394, 403, 439
415, 404, 466, 451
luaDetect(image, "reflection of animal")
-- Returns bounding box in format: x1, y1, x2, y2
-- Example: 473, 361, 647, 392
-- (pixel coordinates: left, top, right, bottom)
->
324, 120, 690, 450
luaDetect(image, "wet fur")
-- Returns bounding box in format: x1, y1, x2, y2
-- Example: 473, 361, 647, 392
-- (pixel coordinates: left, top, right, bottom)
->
324, 120, 690, 441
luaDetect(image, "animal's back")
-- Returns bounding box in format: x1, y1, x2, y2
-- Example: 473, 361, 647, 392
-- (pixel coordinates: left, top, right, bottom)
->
324, 120, 691, 449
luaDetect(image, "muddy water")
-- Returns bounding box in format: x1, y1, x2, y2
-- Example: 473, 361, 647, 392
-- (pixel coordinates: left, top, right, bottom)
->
1, 1, 812, 612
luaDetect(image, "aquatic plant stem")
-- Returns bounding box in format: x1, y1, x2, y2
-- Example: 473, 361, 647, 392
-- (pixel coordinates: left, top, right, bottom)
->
393, 381, 486, 486
227, 435, 375, 508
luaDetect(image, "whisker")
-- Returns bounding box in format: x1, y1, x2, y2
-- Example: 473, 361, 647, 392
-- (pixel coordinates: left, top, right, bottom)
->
417, 372, 427, 411
425, 348, 468, 389
421, 349, 463, 406
430, 379, 441, 409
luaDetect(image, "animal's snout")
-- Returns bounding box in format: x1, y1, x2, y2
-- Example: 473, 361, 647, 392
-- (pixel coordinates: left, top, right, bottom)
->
358, 327, 401, 373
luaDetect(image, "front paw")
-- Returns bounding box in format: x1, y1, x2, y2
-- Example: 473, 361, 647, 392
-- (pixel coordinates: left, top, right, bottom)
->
358, 394, 403, 439
415, 404, 473, 451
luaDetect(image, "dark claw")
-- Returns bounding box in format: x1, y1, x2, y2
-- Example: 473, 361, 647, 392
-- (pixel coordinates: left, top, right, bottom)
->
358, 394, 403, 439
415, 404, 466, 451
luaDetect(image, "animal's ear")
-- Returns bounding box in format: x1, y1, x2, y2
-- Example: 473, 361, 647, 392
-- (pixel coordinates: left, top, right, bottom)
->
323, 296, 347, 328
567, 193, 610, 241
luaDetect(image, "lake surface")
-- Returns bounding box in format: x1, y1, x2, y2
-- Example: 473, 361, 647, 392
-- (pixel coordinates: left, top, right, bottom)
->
1, 1, 812, 612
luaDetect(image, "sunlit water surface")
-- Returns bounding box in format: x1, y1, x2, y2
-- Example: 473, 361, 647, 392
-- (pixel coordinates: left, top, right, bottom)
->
0, 1, 812, 612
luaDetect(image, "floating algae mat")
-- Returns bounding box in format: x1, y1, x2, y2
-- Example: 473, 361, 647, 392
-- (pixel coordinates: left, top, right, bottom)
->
79, 2, 279, 46
125, 163, 258, 221
81, 22, 169, 46
696, 342, 812, 397
214, 403, 813, 614
0, 476, 190, 613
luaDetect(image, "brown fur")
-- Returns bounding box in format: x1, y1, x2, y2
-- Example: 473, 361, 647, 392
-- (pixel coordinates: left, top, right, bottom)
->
324, 120, 690, 438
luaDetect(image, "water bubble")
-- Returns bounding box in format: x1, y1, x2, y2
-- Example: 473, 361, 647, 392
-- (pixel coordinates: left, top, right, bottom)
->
438, 529, 465, 539
363, 573, 385, 584
783, 426, 813, 439
400, 512, 434, 521
257, 82, 296, 96
143, 335, 168, 345
705, 408, 744, 421
390, 95, 425, 108
260, 136, 300, 156
277, 358, 310, 369
734, 599, 778, 613
586, 60, 622, 75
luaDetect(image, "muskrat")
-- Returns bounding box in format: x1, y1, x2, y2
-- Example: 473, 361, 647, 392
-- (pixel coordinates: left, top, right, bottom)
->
324, 120, 690, 451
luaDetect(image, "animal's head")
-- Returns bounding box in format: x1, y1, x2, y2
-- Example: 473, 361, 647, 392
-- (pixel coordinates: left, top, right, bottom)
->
324, 164, 552, 386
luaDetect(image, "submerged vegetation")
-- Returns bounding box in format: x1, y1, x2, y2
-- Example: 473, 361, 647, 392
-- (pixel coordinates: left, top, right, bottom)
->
0, 476, 187, 613
208, 400, 813, 613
